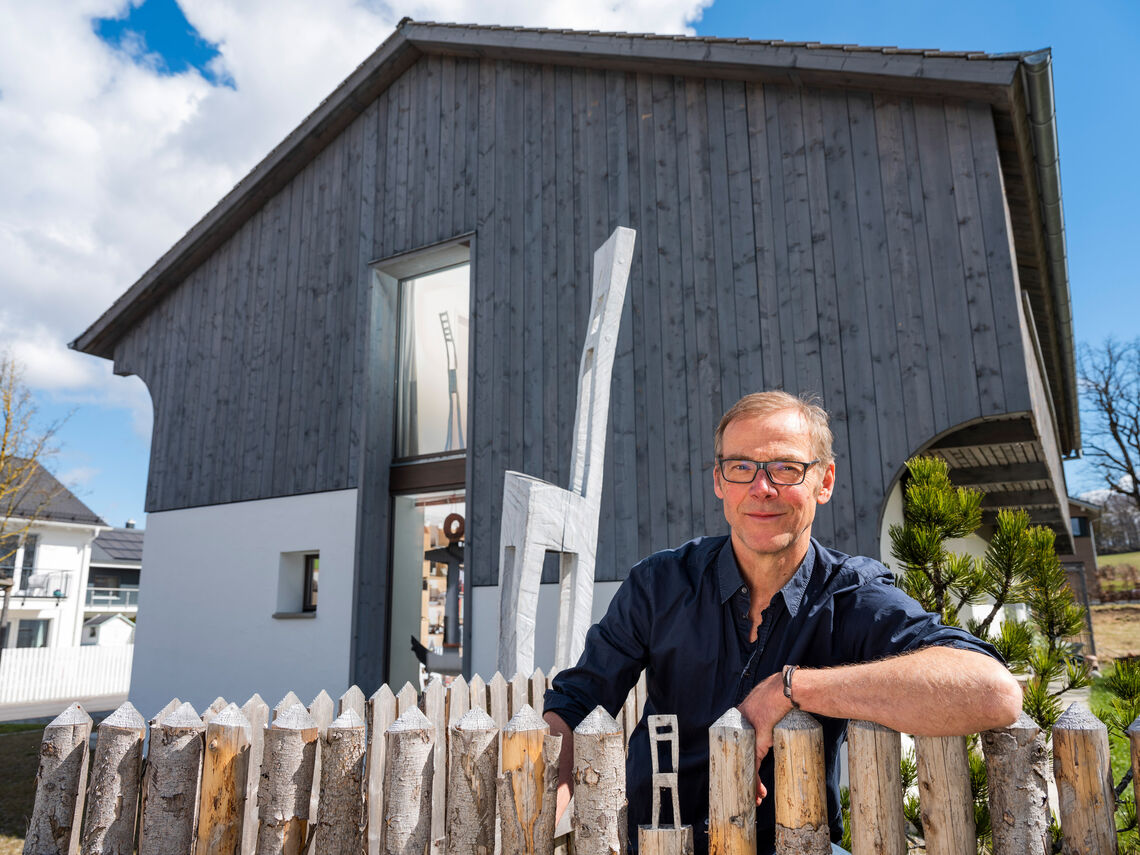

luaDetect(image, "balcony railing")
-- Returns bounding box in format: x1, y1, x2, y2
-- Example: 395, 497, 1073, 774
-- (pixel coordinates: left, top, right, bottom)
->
85, 586, 140, 609
14, 571, 73, 600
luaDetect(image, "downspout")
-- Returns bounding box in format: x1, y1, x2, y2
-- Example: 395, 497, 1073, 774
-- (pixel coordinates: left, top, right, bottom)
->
1020, 49, 1081, 456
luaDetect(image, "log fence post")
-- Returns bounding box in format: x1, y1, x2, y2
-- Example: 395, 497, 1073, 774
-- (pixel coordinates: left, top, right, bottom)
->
382, 706, 436, 855
23, 703, 93, 855
846, 720, 905, 855
772, 710, 828, 855
81, 701, 146, 855
708, 708, 755, 855
139, 702, 204, 855
313, 708, 367, 855
914, 734, 976, 855
572, 707, 626, 855
446, 708, 499, 855
980, 713, 1050, 855
1053, 703, 1117, 854
241, 694, 270, 855
498, 705, 560, 855
196, 703, 252, 855
255, 704, 319, 855
366, 684, 397, 855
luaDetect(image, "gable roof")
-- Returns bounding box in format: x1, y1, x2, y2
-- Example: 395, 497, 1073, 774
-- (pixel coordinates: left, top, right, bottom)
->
2, 460, 106, 527
70, 20, 1078, 453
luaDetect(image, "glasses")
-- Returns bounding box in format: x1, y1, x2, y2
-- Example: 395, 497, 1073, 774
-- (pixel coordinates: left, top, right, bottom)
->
716, 458, 819, 486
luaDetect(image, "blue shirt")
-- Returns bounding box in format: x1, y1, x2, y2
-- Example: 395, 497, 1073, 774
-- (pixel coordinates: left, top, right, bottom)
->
543, 536, 1002, 854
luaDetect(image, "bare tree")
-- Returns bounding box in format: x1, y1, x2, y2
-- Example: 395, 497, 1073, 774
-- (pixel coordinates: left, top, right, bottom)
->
0, 352, 65, 651
1079, 338, 1140, 512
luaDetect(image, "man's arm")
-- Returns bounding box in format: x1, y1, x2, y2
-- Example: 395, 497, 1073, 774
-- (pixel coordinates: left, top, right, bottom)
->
738, 646, 1022, 796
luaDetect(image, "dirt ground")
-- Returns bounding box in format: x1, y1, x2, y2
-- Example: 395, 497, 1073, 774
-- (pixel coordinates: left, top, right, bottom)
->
0, 729, 41, 855
1090, 603, 1140, 664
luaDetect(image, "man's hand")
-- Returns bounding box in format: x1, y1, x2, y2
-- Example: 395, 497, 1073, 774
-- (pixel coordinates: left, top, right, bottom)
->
736, 670, 794, 803
543, 711, 575, 824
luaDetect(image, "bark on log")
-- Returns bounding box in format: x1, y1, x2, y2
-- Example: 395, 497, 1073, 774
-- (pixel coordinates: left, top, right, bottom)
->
255, 703, 319, 855
196, 703, 252, 855
708, 708, 755, 855
846, 720, 905, 855
382, 706, 436, 855
446, 708, 498, 855
313, 709, 366, 855
915, 734, 976, 855
498, 705, 560, 855
772, 710, 828, 855
23, 703, 93, 855
572, 707, 626, 855
1053, 703, 1118, 855
638, 827, 694, 855
241, 694, 269, 855
366, 684, 397, 855
980, 713, 1050, 855
139, 702, 204, 855
81, 702, 146, 855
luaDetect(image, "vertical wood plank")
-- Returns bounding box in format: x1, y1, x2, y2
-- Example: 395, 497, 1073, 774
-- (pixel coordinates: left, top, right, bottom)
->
366, 684, 397, 855
241, 694, 269, 855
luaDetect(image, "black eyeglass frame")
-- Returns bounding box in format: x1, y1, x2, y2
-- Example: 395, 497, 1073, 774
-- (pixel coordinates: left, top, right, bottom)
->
715, 457, 820, 486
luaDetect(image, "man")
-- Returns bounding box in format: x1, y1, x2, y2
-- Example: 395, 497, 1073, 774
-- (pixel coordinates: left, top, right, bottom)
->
542, 391, 1022, 853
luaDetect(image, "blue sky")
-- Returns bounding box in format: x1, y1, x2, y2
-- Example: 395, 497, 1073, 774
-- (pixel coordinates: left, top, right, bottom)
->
14, 0, 1139, 526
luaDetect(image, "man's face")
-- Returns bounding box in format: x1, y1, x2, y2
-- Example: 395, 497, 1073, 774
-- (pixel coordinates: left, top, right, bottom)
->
713, 409, 835, 570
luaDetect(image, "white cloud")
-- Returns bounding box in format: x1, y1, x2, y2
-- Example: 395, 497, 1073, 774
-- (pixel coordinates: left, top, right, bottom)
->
0, 0, 709, 442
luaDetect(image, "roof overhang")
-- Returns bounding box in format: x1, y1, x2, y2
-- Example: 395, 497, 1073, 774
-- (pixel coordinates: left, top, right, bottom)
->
70, 21, 1079, 454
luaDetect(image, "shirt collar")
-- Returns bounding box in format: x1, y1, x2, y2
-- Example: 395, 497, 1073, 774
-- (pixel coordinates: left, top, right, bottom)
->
717, 538, 817, 618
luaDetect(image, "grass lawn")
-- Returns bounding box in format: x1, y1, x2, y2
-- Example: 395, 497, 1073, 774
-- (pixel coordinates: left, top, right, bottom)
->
1090, 603, 1140, 663
0, 728, 42, 855
1100, 551, 1140, 568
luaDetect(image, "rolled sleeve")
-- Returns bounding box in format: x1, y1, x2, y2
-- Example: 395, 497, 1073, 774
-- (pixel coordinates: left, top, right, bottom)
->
830, 567, 1004, 665
543, 560, 653, 730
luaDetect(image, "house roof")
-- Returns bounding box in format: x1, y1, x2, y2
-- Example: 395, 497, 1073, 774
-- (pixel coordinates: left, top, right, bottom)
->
84, 613, 135, 628
70, 19, 1078, 453
1, 460, 106, 527
91, 527, 145, 565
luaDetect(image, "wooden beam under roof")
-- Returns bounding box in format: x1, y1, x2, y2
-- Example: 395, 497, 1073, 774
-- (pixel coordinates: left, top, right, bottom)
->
948, 460, 1049, 486
929, 417, 1037, 449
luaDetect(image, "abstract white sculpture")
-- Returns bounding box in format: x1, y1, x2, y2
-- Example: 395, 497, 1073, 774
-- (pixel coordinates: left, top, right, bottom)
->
497, 226, 636, 677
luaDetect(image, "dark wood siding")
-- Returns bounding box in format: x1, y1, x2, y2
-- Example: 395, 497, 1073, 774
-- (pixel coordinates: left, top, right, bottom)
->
116, 56, 1029, 582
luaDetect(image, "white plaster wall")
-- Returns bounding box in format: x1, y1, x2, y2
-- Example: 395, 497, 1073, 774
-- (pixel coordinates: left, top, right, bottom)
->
130, 490, 357, 719
469, 580, 622, 680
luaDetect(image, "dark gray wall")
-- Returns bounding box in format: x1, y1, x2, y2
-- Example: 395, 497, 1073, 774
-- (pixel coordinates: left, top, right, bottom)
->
113, 55, 1030, 589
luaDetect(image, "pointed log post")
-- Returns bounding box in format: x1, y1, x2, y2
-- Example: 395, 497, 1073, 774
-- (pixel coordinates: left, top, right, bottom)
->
396, 682, 419, 716
81, 701, 146, 855
498, 705, 560, 855
510, 672, 530, 718
529, 669, 546, 717
23, 703, 93, 855
847, 720, 905, 855
424, 677, 448, 850
241, 694, 270, 855
339, 685, 367, 721
272, 692, 302, 721
307, 690, 334, 828
313, 709, 366, 855
203, 697, 228, 725
1053, 703, 1117, 854
1130, 716, 1140, 819
255, 703, 319, 855
772, 710, 829, 855
572, 706, 627, 855
446, 708, 499, 855
469, 674, 488, 714
382, 706, 436, 855
197, 703, 252, 855
914, 734, 976, 855
980, 713, 1050, 855
152, 698, 180, 727
139, 702, 204, 855
489, 674, 509, 733
448, 676, 471, 727
708, 708, 755, 855
366, 684, 397, 855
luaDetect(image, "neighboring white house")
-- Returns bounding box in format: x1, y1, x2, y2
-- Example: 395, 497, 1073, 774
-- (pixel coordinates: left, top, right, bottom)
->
0, 464, 107, 651
82, 612, 136, 646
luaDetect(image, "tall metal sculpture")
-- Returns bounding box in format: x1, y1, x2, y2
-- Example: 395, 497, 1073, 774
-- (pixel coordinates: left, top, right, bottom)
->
497, 226, 636, 677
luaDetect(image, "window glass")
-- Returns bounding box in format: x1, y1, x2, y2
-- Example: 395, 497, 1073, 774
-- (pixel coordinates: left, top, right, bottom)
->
396, 264, 469, 458
304, 555, 319, 612
17, 618, 50, 648
21, 534, 38, 571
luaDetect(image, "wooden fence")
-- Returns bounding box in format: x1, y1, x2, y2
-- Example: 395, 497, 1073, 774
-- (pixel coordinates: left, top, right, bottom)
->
22, 669, 1140, 855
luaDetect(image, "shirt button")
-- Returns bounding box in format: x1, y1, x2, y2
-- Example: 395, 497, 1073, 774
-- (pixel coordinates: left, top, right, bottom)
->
740, 586, 747, 594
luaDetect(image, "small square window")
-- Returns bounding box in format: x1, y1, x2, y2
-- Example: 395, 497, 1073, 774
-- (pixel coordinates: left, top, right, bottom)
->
274, 551, 320, 619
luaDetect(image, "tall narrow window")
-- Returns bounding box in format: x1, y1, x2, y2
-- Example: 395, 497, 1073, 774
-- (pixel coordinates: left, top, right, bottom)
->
303, 554, 319, 612
396, 263, 470, 459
